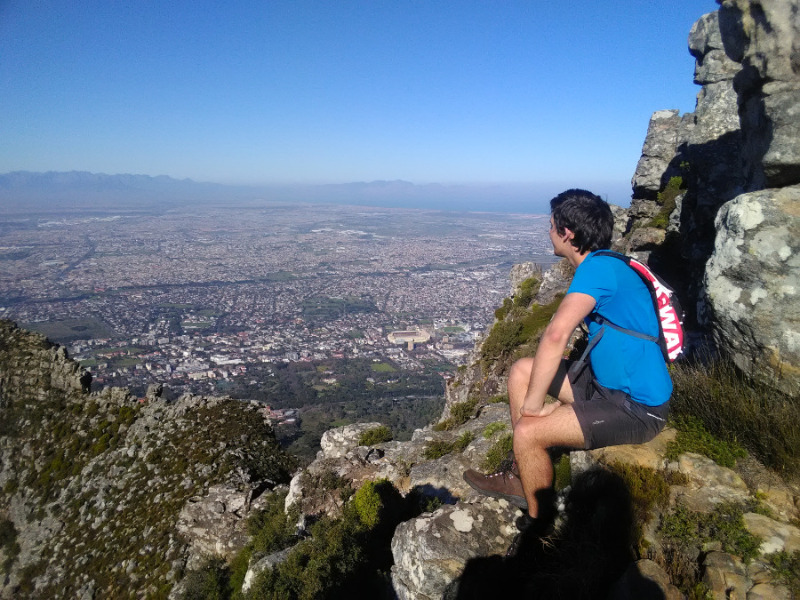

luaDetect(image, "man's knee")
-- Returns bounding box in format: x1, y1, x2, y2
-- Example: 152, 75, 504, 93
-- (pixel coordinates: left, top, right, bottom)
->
513, 416, 543, 447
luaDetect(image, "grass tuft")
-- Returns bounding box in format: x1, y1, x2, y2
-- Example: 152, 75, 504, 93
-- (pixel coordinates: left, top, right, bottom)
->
481, 433, 513, 472
423, 432, 475, 460
669, 358, 799, 475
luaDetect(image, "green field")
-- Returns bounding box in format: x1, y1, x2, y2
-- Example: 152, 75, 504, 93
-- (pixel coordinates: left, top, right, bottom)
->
22, 318, 118, 344
441, 326, 465, 333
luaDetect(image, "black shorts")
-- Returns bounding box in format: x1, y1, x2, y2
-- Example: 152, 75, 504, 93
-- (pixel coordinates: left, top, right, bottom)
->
549, 359, 669, 450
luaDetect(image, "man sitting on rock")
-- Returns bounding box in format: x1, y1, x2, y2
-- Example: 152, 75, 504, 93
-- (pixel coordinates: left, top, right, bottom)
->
464, 189, 672, 527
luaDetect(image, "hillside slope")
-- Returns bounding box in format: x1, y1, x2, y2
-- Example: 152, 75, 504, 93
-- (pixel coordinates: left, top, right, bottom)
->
0, 320, 296, 599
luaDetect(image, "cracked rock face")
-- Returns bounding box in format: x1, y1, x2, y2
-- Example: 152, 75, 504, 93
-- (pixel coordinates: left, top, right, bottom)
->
390, 501, 518, 600
704, 186, 800, 395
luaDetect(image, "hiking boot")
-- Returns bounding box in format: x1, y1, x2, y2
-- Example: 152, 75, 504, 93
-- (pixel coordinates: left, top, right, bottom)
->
463, 467, 527, 510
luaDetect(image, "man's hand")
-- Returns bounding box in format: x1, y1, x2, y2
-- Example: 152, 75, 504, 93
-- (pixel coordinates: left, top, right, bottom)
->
518, 401, 560, 419
521, 292, 596, 413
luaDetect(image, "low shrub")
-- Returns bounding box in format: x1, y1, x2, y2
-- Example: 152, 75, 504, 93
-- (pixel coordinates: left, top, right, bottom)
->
607, 462, 671, 551
433, 397, 478, 431
179, 557, 229, 600
481, 294, 563, 371
423, 431, 475, 460
246, 480, 405, 599
660, 502, 762, 563
247, 491, 297, 556
0, 519, 20, 576
766, 550, 800, 595
358, 425, 393, 446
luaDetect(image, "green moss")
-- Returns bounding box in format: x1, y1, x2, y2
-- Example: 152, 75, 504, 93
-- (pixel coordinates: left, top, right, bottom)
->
482, 422, 507, 439
357, 425, 393, 446
648, 176, 685, 229
666, 415, 747, 468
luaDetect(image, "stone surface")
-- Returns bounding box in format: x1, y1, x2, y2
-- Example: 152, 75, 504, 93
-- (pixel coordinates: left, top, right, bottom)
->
669, 452, 752, 513
631, 110, 683, 199
746, 582, 793, 600
743, 512, 800, 555
704, 186, 800, 395
390, 502, 517, 600
689, 11, 742, 84
318, 422, 384, 460
703, 551, 750, 600
176, 484, 272, 570
241, 546, 294, 593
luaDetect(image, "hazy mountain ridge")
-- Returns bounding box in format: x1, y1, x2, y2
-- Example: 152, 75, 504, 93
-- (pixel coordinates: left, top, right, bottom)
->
0, 170, 573, 213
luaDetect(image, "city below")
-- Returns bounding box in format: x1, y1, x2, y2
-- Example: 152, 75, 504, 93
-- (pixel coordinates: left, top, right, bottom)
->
0, 201, 556, 454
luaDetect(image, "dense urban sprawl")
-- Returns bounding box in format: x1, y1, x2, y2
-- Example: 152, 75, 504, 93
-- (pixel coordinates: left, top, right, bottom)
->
0, 203, 554, 402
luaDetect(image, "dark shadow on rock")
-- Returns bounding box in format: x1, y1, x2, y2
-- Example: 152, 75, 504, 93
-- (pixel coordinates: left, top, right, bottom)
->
449, 467, 665, 600
648, 129, 746, 332
409, 483, 460, 506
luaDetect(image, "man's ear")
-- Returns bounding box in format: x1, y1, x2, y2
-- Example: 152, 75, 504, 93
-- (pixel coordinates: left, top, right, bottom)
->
562, 227, 575, 242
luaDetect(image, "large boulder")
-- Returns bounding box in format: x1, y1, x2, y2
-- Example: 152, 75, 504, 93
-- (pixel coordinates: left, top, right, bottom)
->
390, 501, 518, 600
704, 186, 800, 395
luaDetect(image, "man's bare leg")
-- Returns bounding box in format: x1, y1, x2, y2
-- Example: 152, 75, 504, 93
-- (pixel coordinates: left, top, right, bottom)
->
512, 405, 584, 517
507, 357, 583, 517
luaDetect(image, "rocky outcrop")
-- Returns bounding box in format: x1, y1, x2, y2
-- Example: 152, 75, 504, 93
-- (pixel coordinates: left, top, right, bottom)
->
704, 187, 800, 394
280, 412, 799, 599
0, 320, 295, 599
629, 2, 800, 393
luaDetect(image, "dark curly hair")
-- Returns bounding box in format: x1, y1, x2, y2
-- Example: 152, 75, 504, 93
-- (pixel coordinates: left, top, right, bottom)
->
550, 189, 614, 253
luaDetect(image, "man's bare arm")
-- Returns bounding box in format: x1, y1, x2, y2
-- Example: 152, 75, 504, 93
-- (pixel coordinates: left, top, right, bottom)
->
520, 292, 596, 417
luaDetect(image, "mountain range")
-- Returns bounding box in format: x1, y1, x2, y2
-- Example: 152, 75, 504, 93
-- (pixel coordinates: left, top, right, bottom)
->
0, 170, 611, 214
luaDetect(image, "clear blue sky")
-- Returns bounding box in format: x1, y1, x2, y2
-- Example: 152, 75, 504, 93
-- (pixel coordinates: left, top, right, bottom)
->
1, 1, 713, 204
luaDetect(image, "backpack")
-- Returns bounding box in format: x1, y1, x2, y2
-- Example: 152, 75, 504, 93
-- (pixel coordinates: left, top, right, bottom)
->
588, 250, 685, 362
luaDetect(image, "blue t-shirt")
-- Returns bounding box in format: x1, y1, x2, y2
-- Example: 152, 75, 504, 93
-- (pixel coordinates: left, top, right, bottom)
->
568, 251, 672, 406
